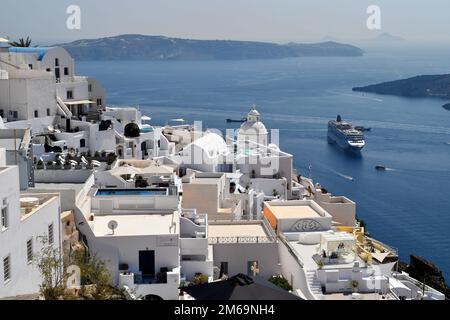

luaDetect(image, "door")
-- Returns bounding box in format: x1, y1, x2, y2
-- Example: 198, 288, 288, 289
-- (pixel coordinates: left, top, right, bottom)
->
55, 68, 60, 80
219, 262, 228, 278
139, 250, 155, 277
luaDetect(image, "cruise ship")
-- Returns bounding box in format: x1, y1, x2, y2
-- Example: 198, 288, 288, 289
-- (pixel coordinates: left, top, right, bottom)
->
327, 115, 365, 152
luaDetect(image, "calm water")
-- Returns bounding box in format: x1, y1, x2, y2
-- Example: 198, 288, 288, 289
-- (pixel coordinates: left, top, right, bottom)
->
78, 47, 450, 277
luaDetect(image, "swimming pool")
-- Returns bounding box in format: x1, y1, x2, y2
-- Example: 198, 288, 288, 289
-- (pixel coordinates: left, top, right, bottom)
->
95, 188, 168, 196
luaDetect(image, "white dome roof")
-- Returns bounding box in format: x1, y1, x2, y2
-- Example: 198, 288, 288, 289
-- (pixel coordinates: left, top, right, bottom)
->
238, 105, 268, 135
185, 132, 228, 158
238, 121, 268, 135
248, 108, 260, 117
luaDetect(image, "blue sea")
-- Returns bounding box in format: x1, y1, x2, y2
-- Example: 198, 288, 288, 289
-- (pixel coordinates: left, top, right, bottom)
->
78, 46, 450, 278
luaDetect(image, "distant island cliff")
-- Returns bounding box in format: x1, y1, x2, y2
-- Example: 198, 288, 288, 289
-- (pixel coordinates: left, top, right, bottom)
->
55, 34, 364, 61
353, 74, 450, 99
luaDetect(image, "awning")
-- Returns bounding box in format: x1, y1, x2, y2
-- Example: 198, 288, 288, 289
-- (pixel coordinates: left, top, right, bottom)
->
64, 100, 95, 105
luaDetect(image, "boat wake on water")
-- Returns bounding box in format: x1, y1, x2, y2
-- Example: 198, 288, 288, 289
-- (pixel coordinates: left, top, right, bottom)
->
375, 166, 450, 174
322, 165, 355, 181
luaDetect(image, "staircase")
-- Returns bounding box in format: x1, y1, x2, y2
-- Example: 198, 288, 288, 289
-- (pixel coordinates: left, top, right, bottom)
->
305, 270, 324, 299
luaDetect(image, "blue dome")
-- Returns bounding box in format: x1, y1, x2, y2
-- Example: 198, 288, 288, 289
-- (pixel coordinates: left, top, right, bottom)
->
8, 47, 54, 61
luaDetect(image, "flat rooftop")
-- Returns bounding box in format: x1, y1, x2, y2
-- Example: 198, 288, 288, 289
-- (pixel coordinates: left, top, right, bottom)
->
20, 193, 59, 220
208, 222, 270, 238
266, 202, 322, 219
92, 213, 179, 237
187, 177, 222, 185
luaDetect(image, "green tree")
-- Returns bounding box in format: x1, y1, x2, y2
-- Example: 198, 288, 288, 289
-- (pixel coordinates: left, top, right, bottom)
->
34, 236, 66, 300
70, 250, 126, 300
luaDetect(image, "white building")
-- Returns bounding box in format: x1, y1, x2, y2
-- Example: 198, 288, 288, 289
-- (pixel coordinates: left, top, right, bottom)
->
70, 168, 212, 300
181, 132, 229, 173
0, 47, 106, 121
238, 106, 268, 147
0, 148, 62, 298
208, 219, 279, 280
182, 172, 244, 221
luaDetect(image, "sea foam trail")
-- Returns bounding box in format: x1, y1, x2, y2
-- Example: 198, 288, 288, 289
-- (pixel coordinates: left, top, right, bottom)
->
320, 164, 355, 181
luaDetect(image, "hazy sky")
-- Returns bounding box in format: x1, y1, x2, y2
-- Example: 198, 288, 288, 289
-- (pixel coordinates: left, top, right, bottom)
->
1, 0, 449, 44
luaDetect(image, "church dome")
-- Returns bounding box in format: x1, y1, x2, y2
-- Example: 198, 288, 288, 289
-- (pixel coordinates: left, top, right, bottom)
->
237, 105, 269, 146
238, 120, 268, 135
238, 105, 268, 135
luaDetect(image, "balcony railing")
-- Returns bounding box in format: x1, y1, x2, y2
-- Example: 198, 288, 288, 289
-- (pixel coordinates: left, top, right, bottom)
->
208, 236, 276, 244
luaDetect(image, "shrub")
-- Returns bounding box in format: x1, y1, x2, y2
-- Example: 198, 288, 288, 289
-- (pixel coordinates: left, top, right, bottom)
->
192, 273, 209, 285
268, 275, 293, 291
135, 176, 149, 188
106, 153, 117, 165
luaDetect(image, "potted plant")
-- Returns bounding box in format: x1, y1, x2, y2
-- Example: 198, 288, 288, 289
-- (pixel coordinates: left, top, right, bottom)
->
36, 159, 44, 169
351, 280, 359, 292
192, 273, 209, 285
317, 260, 325, 269
119, 263, 129, 274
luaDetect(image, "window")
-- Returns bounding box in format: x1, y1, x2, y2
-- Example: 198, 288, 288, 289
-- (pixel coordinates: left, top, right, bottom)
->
34, 110, 38, 118
1, 199, 8, 230
64, 67, 69, 76
26, 239, 33, 263
12, 111, 18, 119
55, 58, 59, 67
66, 90, 73, 100
88, 84, 92, 92
0, 109, 3, 118
46, 68, 51, 72
80, 138, 86, 148
3, 255, 10, 282
46, 108, 51, 116
28, 64, 33, 70
48, 223, 54, 245
96, 98, 102, 106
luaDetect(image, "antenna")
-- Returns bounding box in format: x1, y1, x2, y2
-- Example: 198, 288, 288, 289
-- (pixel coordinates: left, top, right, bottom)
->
107, 220, 118, 235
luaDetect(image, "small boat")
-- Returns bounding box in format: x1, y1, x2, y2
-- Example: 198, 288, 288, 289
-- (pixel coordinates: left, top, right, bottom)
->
226, 118, 246, 123
375, 165, 386, 171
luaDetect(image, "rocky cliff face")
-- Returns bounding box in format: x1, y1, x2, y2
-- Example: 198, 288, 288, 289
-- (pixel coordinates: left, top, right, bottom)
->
400, 255, 450, 299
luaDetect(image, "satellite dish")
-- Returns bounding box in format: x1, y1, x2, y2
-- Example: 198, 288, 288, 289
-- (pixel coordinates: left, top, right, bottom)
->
108, 220, 118, 235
